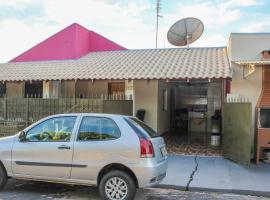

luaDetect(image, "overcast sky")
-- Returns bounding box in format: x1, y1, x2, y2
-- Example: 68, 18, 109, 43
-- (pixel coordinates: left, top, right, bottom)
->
0, 0, 269, 63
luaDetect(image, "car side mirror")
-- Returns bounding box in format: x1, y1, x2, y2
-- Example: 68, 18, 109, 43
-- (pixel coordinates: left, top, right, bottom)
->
19, 131, 27, 142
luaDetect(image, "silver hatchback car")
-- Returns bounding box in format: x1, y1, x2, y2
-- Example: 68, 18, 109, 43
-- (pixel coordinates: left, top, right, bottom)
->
0, 113, 168, 200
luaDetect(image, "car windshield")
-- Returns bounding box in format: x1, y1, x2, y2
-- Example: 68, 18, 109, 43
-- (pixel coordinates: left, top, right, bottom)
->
128, 117, 159, 138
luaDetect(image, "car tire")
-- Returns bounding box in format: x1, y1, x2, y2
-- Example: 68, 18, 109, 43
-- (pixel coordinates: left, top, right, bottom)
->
99, 170, 136, 200
0, 164, 7, 191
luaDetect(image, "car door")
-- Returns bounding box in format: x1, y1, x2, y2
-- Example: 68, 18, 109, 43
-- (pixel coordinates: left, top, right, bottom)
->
71, 116, 124, 182
12, 115, 79, 179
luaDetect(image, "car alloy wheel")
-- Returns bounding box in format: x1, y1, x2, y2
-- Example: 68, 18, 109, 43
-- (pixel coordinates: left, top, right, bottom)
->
105, 177, 128, 200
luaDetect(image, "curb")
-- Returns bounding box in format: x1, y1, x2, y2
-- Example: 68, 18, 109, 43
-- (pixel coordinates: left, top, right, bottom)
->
156, 184, 270, 198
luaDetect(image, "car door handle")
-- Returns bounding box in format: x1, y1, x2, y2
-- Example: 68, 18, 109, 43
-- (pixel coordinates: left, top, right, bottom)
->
58, 145, 71, 150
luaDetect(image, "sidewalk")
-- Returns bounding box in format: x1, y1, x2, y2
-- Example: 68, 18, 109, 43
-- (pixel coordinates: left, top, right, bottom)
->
160, 155, 270, 197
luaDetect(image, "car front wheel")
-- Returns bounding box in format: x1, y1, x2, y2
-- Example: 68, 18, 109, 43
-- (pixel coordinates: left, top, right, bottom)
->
99, 170, 136, 200
0, 164, 7, 191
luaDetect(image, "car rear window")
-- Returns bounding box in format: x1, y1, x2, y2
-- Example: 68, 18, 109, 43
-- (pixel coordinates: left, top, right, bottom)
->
78, 117, 121, 141
125, 117, 159, 138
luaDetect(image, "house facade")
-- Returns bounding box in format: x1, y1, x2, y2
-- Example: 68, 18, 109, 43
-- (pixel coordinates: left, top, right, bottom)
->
1, 23, 270, 163
0, 47, 231, 135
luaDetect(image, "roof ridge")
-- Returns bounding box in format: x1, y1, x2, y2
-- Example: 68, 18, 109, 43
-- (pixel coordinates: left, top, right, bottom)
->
1, 47, 227, 65
79, 46, 227, 59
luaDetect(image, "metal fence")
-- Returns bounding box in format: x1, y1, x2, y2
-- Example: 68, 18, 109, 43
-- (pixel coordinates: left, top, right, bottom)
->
0, 95, 133, 136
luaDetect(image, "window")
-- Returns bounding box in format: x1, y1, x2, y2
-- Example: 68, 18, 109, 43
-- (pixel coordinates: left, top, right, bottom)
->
127, 117, 159, 138
26, 116, 77, 142
259, 109, 270, 128
78, 117, 121, 141
25, 81, 43, 98
108, 82, 125, 96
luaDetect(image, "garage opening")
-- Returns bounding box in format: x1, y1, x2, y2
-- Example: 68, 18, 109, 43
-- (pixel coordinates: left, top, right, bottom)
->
165, 80, 224, 156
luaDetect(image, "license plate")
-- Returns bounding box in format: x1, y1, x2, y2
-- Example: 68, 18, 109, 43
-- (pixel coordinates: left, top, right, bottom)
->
160, 147, 167, 156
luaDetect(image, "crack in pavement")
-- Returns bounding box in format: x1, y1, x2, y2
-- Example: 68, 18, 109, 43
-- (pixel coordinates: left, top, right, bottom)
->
185, 155, 198, 191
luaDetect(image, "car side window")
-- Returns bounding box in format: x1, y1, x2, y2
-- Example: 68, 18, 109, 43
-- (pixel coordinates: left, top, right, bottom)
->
26, 116, 77, 142
78, 117, 121, 141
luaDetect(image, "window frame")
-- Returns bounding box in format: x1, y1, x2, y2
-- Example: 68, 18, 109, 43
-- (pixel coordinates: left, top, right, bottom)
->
76, 116, 121, 142
24, 116, 77, 143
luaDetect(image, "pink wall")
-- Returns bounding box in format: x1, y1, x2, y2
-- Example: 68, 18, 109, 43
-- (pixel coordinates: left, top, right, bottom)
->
11, 23, 126, 62
89, 31, 126, 52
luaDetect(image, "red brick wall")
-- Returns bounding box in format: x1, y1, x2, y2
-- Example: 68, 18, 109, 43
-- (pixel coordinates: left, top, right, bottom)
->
257, 66, 270, 107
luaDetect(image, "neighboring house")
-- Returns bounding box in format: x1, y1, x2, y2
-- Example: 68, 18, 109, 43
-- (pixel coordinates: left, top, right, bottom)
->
227, 33, 270, 163
11, 23, 126, 62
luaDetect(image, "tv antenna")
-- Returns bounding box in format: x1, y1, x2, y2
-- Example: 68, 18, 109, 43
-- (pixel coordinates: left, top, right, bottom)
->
167, 17, 204, 48
155, 0, 162, 48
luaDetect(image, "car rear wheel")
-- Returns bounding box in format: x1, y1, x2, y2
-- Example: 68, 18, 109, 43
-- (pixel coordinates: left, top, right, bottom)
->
99, 170, 136, 200
0, 164, 7, 191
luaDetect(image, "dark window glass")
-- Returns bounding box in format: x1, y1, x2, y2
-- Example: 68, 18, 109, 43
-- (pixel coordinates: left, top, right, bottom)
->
26, 116, 77, 142
78, 117, 121, 141
260, 109, 270, 128
127, 117, 159, 138
0, 83, 6, 97
25, 81, 43, 98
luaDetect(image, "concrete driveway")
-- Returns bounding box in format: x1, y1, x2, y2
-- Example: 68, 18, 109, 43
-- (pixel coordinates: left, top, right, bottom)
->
161, 155, 270, 197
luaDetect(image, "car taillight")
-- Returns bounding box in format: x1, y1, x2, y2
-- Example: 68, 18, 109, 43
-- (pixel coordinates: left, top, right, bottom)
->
140, 138, 154, 158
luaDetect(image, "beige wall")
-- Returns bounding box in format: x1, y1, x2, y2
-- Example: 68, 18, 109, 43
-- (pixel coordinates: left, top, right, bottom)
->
228, 33, 270, 141
61, 80, 75, 98
133, 80, 158, 132
75, 80, 109, 97
230, 63, 262, 140
6, 82, 24, 97
133, 80, 171, 134
228, 33, 270, 61
43, 80, 126, 98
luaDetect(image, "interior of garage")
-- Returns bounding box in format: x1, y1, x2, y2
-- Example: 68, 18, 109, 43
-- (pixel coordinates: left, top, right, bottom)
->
164, 80, 224, 156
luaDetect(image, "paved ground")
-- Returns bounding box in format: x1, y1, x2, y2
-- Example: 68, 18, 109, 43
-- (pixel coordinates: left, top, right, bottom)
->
1, 155, 270, 199
0, 179, 269, 200
161, 155, 270, 196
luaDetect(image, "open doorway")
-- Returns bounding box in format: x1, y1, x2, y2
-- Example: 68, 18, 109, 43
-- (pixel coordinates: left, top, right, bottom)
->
165, 80, 224, 156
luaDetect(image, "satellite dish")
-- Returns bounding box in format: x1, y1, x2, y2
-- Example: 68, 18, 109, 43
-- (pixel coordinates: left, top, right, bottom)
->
167, 17, 204, 47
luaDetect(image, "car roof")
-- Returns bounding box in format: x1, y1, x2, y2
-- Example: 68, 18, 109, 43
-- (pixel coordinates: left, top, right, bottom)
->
47, 113, 132, 118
